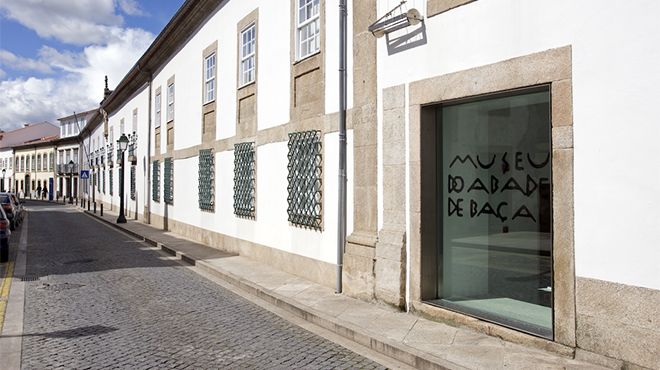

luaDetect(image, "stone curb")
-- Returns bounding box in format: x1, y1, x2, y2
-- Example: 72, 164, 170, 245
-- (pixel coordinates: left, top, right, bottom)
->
82, 210, 465, 370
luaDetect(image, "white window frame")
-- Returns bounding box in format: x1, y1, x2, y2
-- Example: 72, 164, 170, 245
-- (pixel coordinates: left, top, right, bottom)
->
240, 24, 256, 87
296, 0, 320, 61
155, 91, 161, 128
167, 83, 175, 122
204, 53, 216, 103
132, 109, 138, 134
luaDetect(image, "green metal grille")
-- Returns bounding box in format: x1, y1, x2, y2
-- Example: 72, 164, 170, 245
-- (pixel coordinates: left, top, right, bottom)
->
287, 130, 322, 230
198, 149, 214, 211
102, 170, 106, 194
152, 160, 160, 202
233, 142, 255, 218
96, 173, 100, 192
109, 169, 113, 195
164, 157, 174, 205
130, 166, 136, 200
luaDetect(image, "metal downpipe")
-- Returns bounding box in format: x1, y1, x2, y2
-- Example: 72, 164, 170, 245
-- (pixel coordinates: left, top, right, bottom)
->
337, 0, 348, 294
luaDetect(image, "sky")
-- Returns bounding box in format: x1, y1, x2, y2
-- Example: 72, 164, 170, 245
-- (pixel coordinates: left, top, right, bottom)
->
0, 0, 185, 131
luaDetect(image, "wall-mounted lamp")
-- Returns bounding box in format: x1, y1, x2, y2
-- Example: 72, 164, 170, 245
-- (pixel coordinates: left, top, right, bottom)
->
369, 6, 423, 38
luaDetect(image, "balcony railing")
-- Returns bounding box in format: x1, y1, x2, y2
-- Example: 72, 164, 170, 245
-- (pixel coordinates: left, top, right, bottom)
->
57, 163, 79, 175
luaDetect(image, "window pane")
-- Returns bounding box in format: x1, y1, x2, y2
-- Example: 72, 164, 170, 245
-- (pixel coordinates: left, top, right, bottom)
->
299, 2, 306, 23
433, 88, 553, 338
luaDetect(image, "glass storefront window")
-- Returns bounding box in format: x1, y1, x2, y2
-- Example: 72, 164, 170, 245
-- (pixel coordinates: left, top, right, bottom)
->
431, 87, 552, 338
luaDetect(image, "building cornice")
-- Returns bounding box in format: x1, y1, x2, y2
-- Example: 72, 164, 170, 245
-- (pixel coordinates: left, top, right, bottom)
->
82, 0, 223, 138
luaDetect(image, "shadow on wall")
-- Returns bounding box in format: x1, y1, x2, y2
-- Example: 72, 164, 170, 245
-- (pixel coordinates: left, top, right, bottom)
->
386, 22, 427, 55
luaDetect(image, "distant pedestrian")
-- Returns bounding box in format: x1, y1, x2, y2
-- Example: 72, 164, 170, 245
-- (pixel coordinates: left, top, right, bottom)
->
36, 185, 41, 199
42, 186, 47, 200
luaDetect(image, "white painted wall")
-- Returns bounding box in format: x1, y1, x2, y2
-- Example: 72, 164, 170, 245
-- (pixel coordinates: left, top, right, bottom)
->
159, 130, 353, 265
376, 0, 660, 289
104, 86, 150, 218
150, 0, 298, 145
85, 0, 357, 269
0, 149, 14, 192
257, 0, 292, 130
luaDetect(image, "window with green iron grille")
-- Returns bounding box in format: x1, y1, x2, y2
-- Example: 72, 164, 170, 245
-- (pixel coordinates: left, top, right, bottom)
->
233, 142, 255, 218
198, 149, 214, 211
109, 169, 113, 195
152, 160, 160, 202
130, 165, 136, 200
102, 170, 106, 194
164, 157, 174, 204
287, 130, 322, 230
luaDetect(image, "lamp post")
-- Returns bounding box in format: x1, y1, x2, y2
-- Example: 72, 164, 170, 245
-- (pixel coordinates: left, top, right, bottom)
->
2, 168, 5, 192
116, 134, 129, 224
67, 160, 74, 204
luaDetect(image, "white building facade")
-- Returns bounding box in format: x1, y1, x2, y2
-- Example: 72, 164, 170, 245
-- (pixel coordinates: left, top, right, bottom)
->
0, 148, 13, 192
78, 1, 659, 368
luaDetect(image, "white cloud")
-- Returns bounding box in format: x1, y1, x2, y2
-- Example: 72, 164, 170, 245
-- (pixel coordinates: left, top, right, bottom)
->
0, 0, 159, 130
0, 0, 124, 45
0, 28, 155, 130
38, 46, 87, 72
117, 0, 146, 16
0, 49, 54, 74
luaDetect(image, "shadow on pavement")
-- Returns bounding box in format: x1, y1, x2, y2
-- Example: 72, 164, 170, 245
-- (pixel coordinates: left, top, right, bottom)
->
1, 325, 117, 339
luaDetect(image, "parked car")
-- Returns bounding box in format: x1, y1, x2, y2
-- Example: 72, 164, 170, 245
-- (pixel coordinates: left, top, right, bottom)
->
0, 192, 20, 230
9, 193, 25, 223
0, 205, 10, 262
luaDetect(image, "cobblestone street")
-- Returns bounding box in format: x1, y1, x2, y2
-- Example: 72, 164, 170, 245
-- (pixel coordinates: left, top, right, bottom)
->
18, 202, 386, 369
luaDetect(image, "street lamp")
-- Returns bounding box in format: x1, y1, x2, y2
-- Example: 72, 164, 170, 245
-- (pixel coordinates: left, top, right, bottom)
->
116, 134, 129, 224
2, 168, 5, 192
67, 160, 74, 204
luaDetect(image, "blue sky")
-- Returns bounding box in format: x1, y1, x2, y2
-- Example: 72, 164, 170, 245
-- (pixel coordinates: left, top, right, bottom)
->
0, 0, 185, 131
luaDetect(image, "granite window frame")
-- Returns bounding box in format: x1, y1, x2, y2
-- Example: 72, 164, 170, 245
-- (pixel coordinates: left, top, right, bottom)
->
427, 0, 476, 18
410, 46, 576, 348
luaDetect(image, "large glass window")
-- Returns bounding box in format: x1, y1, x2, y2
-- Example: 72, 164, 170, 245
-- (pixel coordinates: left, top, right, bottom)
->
297, 0, 320, 60
240, 24, 256, 86
432, 87, 552, 338
204, 53, 216, 103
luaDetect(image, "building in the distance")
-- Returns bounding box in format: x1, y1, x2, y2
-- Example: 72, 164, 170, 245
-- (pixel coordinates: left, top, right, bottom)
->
0, 131, 14, 192
55, 110, 95, 201
0, 122, 60, 196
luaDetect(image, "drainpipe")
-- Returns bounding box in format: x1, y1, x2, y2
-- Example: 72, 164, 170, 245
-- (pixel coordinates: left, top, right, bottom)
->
146, 71, 152, 224
337, 0, 348, 294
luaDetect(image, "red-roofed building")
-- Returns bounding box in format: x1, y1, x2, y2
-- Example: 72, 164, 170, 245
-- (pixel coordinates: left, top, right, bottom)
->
0, 122, 59, 193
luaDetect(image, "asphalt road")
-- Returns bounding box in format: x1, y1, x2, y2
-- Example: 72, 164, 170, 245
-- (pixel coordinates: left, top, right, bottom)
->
18, 201, 386, 369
